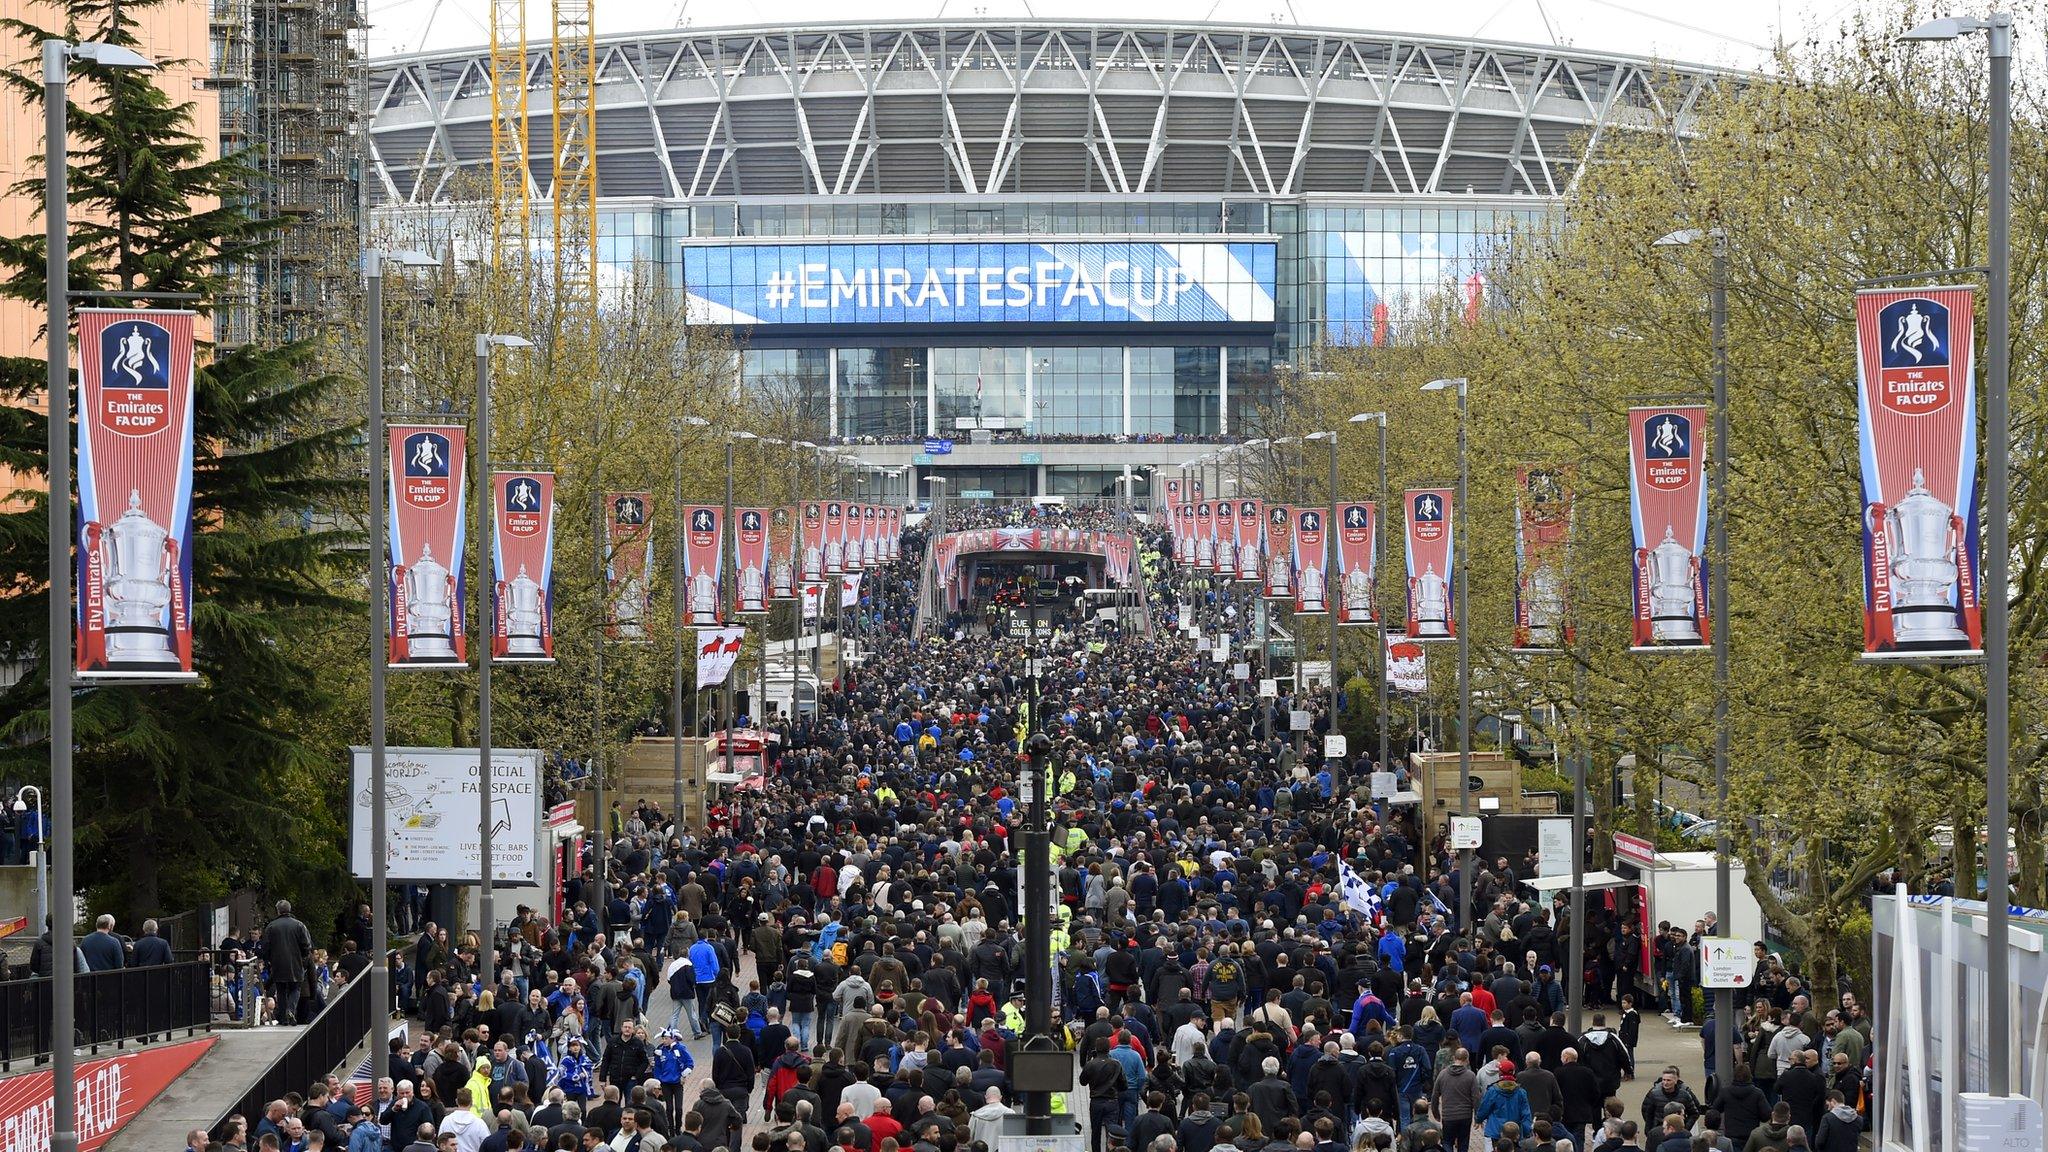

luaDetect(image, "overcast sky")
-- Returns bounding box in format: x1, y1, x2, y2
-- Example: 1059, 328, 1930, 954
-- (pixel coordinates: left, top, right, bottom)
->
364, 0, 1896, 71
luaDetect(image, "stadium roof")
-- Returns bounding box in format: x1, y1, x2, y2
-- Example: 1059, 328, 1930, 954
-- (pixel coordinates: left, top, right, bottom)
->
366, 19, 1730, 206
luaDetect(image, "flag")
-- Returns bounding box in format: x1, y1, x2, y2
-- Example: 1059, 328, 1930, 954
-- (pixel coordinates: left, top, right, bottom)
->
1338, 858, 1378, 921
841, 573, 862, 608
386, 424, 469, 667
490, 471, 556, 662
696, 625, 744, 687
1629, 406, 1709, 650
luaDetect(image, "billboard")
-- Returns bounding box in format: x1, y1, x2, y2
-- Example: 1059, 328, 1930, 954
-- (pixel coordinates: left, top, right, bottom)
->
387, 425, 468, 668
683, 505, 724, 625
74, 309, 198, 681
1336, 501, 1378, 625
734, 507, 770, 613
1856, 287, 1982, 657
1629, 406, 1709, 649
684, 240, 1277, 326
349, 746, 544, 885
1513, 467, 1572, 652
603, 492, 653, 641
490, 471, 556, 661
1405, 488, 1455, 640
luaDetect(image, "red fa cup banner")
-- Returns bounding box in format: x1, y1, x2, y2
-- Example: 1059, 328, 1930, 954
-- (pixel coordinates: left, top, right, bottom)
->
1262, 504, 1294, 600
841, 503, 865, 573
1629, 407, 1710, 649
1513, 467, 1573, 652
1293, 506, 1328, 613
734, 507, 771, 614
863, 504, 884, 567
74, 309, 198, 681
1190, 477, 1205, 500
1234, 498, 1263, 582
1857, 287, 1982, 657
769, 506, 799, 600
1405, 488, 1455, 640
801, 501, 825, 582
1335, 502, 1378, 626
602, 493, 652, 642
683, 505, 724, 625
1214, 499, 1238, 576
823, 500, 847, 574
388, 424, 468, 668
1193, 501, 1216, 569
889, 506, 904, 560
1164, 477, 1183, 509
491, 471, 556, 661
1173, 503, 1193, 564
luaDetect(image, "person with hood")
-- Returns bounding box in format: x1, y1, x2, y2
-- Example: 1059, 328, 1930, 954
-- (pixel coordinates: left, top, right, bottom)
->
1386, 1027, 1434, 1127
1712, 1064, 1770, 1146
1354, 1044, 1401, 1128
1428, 1050, 1481, 1152
765, 1036, 812, 1116
693, 1088, 742, 1152
968, 1087, 1010, 1146
1741, 1103, 1795, 1152
1575, 1013, 1633, 1099
1475, 1060, 1533, 1142
1810, 1091, 1861, 1152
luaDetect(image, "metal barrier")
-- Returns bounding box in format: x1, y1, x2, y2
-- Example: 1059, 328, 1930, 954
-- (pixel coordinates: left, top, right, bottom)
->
0, 960, 211, 1071
212, 970, 372, 1137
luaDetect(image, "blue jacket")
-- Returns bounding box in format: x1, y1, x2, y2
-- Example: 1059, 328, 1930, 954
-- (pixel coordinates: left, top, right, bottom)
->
1476, 1082, 1533, 1139
554, 1052, 596, 1098
689, 939, 721, 984
652, 1041, 695, 1084
348, 1120, 382, 1152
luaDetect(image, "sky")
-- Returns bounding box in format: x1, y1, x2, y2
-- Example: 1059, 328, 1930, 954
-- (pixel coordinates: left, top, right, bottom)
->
362, 0, 1898, 71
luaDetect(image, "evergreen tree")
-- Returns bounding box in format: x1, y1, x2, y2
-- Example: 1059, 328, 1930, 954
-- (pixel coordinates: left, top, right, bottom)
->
0, 0, 359, 925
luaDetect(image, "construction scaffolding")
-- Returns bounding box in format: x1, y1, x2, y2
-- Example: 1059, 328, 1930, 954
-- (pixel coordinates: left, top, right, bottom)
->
208, 0, 363, 346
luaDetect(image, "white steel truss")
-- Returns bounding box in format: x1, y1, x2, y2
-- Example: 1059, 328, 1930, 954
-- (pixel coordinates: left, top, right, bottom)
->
364, 20, 1726, 205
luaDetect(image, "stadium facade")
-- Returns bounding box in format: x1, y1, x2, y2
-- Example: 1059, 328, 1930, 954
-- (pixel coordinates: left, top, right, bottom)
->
365, 21, 1721, 499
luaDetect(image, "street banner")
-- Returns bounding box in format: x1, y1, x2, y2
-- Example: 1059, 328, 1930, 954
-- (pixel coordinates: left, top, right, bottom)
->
800, 581, 824, 620
603, 493, 653, 641
1214, 499, 1238, 576
1191, 477, 1205, 500
683, 505, 724, 625
1857, 286, 1983, 657
1629, 406, 1709, 649
1235, 498, 1262, 582
734, 507, 771, 613
1170, 502, 1190, 564
1293, 506, 1328, 613
841, 572, 862, 608
74, 309, 198, 681
1386, 632, 1429, 693
387, 424, 468, 668
769, 506, 798, 600
1336, 502, 1378, 626
1405, 488, 1455, 640
1165, 477, 1183, 504
801, 501, 825, 582
1262, 504, 1294, 600
843, 503, 866, 572
823, 500, 847, 574
1513, 467, 1573, 652
862, 504, 882, 567
883, 506, 900, 561
490, 471, 556, 661
1194, 501, 1216, 569
696, 626, 744, 687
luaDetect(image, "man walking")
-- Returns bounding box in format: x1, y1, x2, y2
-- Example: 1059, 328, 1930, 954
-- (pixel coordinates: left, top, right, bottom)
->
264, 901, 315, 1023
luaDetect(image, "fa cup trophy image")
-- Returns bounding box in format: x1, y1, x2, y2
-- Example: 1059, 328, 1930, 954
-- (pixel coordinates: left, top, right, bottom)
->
504, 564, 547, 656
1342, 562, 1372, 622
1214, 531, 1236, 575
1882, 467, 1969, 646
1523, 562, 1565, 648
690, 564, 720, 623
403, 541, 458, 659
610, 568, 647, 640
100, 489, 180, 667
1298, 557, 1327, 613
1412, 563, 1450, 638
1266, 543, 1292, 598
740, 559, 766, 611
1647, 525, 1702, 643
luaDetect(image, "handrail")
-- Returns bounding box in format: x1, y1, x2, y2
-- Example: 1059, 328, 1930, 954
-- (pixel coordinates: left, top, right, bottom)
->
211, 969, 373, 1136
0, 960, 211, 1071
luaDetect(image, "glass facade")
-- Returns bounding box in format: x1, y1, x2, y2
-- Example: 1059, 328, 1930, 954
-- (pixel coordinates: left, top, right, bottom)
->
931, 347, 1028, 430
835, 347, 926, 440
1034, 348, 1123, 437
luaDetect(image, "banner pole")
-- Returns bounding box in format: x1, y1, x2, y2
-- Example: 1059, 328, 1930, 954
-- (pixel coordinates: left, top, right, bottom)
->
367, 256, 391, 1055
473, 338, 495, 992
673, 429, 686, 833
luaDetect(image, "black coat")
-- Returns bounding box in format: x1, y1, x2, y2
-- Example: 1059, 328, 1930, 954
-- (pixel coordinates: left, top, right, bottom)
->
1553, 1063, 1605, 1127
1712, 1082, 1770, 1142
1777, 1064, 1828, 1135
261, 915, 314, 985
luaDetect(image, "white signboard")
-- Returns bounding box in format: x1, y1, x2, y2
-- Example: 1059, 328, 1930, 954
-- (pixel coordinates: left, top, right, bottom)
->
1370, 770, 1397, 800
1231, 662, 1250, 681
1960, 1094, 2044, 1152
1537, 818, 1573, 877
1213, 634, 1231, 662
1324, 734, 1347, 759
1699, 937, 1755, 989
1259, 678, 1278, 699
1449, 815, 1483, 850
1289, 709, 1312, 731
350, 746, 545, 886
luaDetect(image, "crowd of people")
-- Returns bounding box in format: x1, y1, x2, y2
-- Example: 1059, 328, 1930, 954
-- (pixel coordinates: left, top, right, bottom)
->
210, 512, 1871, 1152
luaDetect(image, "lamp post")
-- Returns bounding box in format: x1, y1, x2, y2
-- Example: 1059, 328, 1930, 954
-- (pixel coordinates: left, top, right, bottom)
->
1349, 413, 1390, 784
11, 787, 44, 938
473, 333, 532, 992
1305, 430, 1342, 745
44, 42, 156, 1152
1422, 377, 1471, 932
1896, 13, 2013, 1094
1656, 222, 1735, 1090
675, 416, 710, 823
723, 430, 757, 780
364, 246, 435, 1052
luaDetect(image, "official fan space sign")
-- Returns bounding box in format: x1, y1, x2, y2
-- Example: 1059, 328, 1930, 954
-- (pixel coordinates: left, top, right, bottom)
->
349, 746, 543, 884
1629, 407, 1710, 649
75, 310, 198, 681
388, 425, 468, 668
603, 492, 653, 642
1857, 286, 1982, 657
734, 508, 771, 613
491, 472, 556, 661
683, 506, 724, 625
1335, 502, 1378, 626
1405, 488, 1455, 640
1292, 507, 1328, 614
1513, 467, 1573, 652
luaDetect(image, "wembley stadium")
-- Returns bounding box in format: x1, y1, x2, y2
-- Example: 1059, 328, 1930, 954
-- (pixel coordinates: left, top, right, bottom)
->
365, 21, 1724, 499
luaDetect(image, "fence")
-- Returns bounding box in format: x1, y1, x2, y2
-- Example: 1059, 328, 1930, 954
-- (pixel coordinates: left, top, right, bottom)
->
213, 968, 372, 1136
0, 960, 211, 1071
